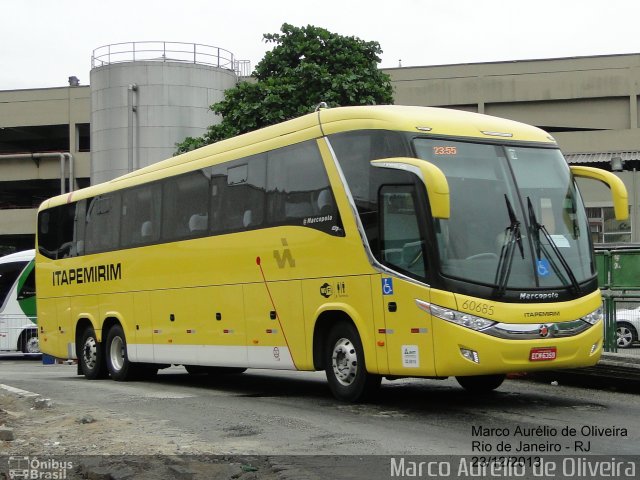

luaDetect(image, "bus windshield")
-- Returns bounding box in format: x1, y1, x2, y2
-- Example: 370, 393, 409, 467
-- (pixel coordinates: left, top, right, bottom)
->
413, 138, 594, 292
0, 261, 27, 309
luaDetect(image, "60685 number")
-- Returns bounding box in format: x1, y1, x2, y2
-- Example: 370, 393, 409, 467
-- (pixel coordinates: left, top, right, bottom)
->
461, 300, 494, 316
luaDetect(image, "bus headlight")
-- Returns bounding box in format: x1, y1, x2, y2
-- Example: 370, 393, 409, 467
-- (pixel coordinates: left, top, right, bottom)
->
416, 300, 496, 331
581, 307, 603, 325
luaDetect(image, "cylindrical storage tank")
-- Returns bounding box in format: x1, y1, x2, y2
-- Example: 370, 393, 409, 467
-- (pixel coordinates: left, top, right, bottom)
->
90, 42, 246, 184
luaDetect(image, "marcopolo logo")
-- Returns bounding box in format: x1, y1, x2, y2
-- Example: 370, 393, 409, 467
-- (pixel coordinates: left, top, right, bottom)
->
519, 291, 559, 301
8, 456, 73, 479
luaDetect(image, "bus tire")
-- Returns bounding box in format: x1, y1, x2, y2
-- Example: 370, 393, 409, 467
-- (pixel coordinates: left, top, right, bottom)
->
456, 374, 505, 393
105, 324, 140, 381
78, 326, 108, 380
324, 322, 381, 402
20, 330, 40, 354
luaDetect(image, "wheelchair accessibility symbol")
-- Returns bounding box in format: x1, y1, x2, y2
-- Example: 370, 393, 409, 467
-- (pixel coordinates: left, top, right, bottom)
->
536, 259, 551, 277
382, 278, 394, 296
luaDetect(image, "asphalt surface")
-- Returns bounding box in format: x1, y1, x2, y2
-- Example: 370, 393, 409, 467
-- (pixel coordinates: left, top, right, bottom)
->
1, 350, 639, 480
529, 351, 640, 392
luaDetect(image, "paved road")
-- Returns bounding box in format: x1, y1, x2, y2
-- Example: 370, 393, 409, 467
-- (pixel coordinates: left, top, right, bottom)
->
1, 356, 639, 478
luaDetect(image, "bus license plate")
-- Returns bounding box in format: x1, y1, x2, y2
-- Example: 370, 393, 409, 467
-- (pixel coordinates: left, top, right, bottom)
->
529, 347, 557, 361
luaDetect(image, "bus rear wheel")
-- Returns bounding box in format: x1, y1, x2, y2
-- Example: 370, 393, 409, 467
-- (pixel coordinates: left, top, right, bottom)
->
78, 326, 108, 379
456, 374, 505, 393
105, 324, 151, 381
324, 322, 381, 402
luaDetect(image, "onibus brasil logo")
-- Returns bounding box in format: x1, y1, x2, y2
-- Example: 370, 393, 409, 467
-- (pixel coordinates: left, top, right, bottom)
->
7, 456, 73, 479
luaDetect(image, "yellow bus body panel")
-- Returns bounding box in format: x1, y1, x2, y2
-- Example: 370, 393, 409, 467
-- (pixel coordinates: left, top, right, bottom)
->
35, 106, 604, 381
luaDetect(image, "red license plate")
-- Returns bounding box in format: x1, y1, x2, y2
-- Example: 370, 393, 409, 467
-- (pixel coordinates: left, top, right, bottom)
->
529, 347, 557, 362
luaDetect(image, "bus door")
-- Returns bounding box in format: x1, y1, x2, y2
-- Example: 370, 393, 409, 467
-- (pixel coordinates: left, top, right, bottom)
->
377, 184, 436, 376
378, 276, 436, 376
0, 260, 28, 350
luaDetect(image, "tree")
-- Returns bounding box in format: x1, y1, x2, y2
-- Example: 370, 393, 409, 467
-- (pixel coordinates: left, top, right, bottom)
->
175, 23, 393, 153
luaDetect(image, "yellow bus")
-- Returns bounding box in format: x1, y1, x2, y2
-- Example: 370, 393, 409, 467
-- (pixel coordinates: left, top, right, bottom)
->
35, 105, 627, 401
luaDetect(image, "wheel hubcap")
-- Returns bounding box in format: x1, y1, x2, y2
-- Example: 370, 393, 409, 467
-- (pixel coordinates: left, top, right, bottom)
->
25, 337, 39, 354
617, 327, 633, 348
332, 337, 358, 386
83, 337, 97, 369
110, 336, 125, 372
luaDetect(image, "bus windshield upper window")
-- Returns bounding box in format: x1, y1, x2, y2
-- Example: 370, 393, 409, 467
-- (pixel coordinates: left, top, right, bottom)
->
0, 261, 27, 308
414, 138, 594, 291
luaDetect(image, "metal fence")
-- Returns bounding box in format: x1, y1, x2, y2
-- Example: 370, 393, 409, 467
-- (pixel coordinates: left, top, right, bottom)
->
596, 246, 640, 355
92, 41, 252, 77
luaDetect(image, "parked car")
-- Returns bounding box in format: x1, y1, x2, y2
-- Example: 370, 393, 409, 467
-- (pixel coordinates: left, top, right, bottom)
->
615, 307, 640, 348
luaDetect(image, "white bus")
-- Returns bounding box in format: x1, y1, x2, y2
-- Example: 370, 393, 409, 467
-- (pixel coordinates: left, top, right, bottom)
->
0, 249, 39, 354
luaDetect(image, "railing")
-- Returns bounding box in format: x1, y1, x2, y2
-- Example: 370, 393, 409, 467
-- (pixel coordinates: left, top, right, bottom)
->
595, 246, 640, 354
92, 41, 251, 77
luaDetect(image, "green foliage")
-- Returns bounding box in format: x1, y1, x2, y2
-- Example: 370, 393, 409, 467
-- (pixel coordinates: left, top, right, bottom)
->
175, 23, 393, 154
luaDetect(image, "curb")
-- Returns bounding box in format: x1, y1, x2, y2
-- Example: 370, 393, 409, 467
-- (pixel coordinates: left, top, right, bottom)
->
528, 352, 640, 389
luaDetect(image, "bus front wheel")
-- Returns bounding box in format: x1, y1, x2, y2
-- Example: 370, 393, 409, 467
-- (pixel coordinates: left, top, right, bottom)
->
78, 326, 107, 380
324, 322, 381, 402
456, 374, 505, 393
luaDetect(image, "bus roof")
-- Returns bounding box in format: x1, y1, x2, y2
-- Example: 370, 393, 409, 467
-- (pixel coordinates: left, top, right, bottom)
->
318, 105, 555, 143
0, 249, 35, 264
40, 105, 556, 210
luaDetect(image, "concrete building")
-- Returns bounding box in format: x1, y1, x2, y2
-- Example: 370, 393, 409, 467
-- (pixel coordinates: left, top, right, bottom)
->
386, 53, 640, 244
0, 41, 248, 255
0, 84, 91, 254
1, 51, 639, 253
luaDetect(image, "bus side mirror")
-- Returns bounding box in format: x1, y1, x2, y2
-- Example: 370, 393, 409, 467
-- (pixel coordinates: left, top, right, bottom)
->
371, 157, 450, 219
570, 166, 629, 221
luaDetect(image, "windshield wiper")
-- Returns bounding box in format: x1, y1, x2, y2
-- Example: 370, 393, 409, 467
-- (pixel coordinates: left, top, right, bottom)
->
527, 197, 580, 294
494, 195, 524, 297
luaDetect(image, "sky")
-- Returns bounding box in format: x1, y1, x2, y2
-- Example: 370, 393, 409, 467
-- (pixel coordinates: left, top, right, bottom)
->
1, 0, 639, 90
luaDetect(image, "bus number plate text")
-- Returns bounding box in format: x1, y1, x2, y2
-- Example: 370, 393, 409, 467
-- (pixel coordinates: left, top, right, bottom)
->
529, 347, 557, 362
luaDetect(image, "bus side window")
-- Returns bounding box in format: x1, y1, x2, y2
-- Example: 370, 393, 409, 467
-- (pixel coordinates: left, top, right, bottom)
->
210, 176, 225, 233
37, 201, 84, 259
37, 211, 57, 259
211, 155, 267, 234
161, 170, 210, 241
267, 140, 342, 235
121, 184, 161, 247
85, 194, 121, 254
